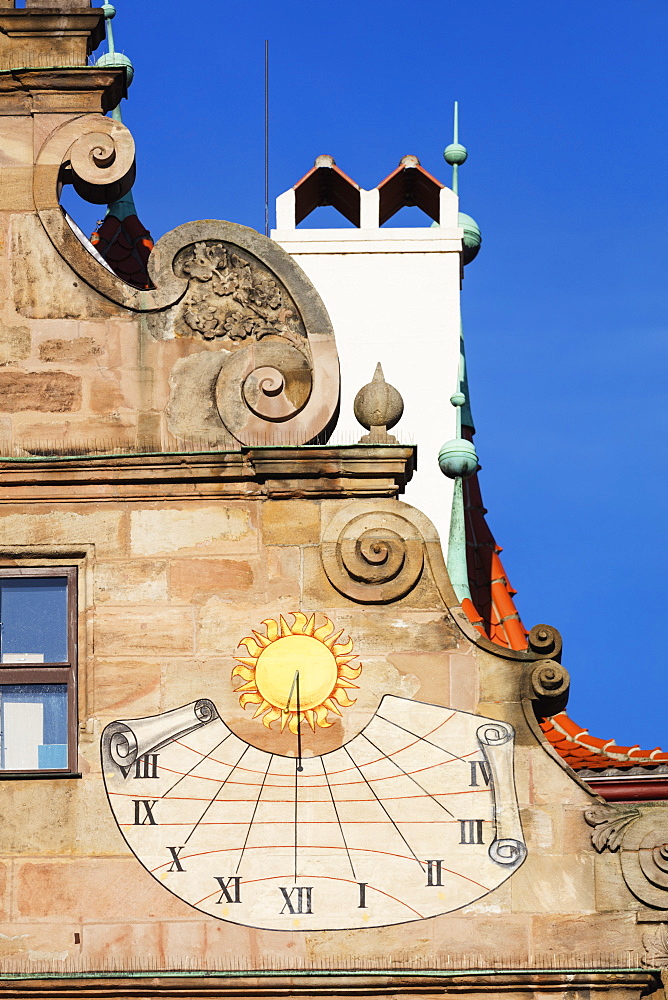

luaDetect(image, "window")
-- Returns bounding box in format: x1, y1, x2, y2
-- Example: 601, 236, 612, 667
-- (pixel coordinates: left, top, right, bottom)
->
0, 568, 77, 775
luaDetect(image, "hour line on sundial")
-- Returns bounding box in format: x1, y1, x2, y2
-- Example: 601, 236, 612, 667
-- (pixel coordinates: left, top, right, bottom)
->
182, 744, 250, 846
341, 744, 426, 872
358, 731, 455, 818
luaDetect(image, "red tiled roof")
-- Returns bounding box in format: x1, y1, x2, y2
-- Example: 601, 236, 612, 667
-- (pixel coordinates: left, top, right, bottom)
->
91, 212, 154, 289
460, 433, 528, 652
540, 713, 668, 771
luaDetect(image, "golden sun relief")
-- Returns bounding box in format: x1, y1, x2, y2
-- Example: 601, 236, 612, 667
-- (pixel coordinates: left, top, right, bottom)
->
232, 613, 362, 733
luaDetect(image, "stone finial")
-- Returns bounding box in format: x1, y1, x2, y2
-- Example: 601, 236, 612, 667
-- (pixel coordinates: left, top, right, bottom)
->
354, 363, 404, 444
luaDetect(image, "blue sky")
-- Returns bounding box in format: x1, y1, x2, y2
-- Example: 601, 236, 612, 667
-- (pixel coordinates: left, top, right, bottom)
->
80, 0, 667, 750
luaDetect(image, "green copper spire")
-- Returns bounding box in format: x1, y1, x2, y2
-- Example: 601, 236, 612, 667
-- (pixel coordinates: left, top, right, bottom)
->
94, 4, 137, 218
439, 390, 477, 604
444, 102, 468, 196
96, 3, 135, 123
441, 103, 482, 263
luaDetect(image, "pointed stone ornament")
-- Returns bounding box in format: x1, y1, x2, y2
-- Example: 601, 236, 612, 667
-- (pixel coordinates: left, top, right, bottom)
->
353, 362, 404, 443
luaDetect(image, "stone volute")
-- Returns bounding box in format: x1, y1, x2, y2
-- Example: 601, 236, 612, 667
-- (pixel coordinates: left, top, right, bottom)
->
354, 363, 404, 443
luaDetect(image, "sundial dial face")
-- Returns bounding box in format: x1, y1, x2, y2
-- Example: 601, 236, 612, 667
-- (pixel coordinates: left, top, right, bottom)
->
102, 614, 527, 930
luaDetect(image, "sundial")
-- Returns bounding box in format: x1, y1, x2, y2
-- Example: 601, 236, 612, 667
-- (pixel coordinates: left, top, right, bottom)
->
102, 613, 527, 930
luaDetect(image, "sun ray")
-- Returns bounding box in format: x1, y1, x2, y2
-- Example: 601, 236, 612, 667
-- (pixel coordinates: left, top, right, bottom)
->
332, 637, 354, 656
304, 614, 316, 636
290, 612, 309, 633
252, 699, 272, 719
262, 707, 282, 729
239, 637, 263, 658
338, 661, 362, 679
262, 618, 279, 641
233, 657, 257, 670
279, 615, 291, 637
314, 620, 334, 642
252, 630, 271, 648
232, 679, 259, 693
231, 664, 255, 681
305, 709, 316, 732
323, 697, 343, 716
323, 628, 344, 649
239, 692, 263, 709
332, 688, 356, 708
334, 677, 359, 689
314, 705, 335, 728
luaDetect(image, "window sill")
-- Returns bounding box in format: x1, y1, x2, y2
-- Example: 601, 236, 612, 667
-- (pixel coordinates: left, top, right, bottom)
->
0, 771, 82, 780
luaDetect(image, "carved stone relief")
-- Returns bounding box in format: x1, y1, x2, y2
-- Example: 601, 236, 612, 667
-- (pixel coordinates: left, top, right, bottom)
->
586, 803, 668, 909
643, 922, 668, 968
173, 241, 306, 347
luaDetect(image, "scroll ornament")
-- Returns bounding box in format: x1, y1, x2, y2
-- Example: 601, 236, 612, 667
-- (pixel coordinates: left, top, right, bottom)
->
322, 508, 425, 604
35, 115, 340, 447
585, 804, 668, 909
527, 623, 563, 659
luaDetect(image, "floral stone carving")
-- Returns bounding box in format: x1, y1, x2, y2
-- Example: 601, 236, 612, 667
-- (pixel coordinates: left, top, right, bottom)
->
174, 241, 305, 346
586, 803, 668, 909
643, 923, 668, 968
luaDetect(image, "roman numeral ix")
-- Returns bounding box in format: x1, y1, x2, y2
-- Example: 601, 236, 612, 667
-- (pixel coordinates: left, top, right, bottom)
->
133, 799, 157, 825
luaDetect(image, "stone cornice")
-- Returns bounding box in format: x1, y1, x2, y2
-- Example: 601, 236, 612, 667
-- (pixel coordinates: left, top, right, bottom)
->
0, 445, 416, 502
0, 970, 658, 998
0, 10, 103, 35
0, 66, 125, 113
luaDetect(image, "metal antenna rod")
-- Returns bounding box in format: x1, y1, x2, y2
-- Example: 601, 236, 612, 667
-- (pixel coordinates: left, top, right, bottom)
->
264, 39, 269, 237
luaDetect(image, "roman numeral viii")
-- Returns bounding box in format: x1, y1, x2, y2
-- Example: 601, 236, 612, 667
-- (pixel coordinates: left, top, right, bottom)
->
134, 754, 160, 779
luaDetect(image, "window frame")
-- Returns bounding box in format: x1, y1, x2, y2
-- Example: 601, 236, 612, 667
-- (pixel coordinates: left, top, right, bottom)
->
0, 566, 78, 777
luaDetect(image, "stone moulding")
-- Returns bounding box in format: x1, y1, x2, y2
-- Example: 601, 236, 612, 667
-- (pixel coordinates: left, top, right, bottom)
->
0, 970, 657, 999
319, 501, 579, 697
0, 446, 416, 502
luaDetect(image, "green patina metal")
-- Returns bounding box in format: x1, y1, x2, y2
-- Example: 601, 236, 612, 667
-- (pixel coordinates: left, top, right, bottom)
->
440, 376, 478, 603
444, 101, 467, 195
93, 2, 137, 218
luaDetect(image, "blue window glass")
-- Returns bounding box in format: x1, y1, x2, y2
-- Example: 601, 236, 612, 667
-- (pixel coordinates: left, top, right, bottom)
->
0, 684, 68, 770
0, 578, 68, 664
